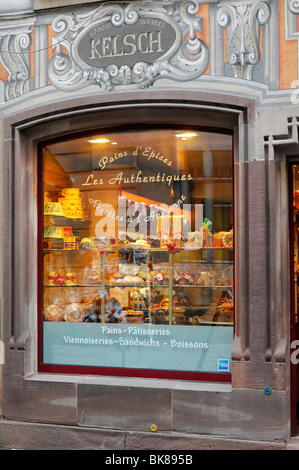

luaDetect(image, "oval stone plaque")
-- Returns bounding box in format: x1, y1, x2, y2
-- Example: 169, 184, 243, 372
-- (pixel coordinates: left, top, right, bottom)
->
76, 17, 177, 68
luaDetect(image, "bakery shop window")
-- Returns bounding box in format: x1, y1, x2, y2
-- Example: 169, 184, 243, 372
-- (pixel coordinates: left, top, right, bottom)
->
39, 128, 234, 379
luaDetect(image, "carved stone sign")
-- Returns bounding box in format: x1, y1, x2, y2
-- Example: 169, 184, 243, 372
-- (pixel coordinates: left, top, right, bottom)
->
48, 1, 209, 92
76, 17, 177, 68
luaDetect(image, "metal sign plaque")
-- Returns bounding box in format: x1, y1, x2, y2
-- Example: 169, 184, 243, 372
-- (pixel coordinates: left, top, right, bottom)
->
48, 1, 209, 92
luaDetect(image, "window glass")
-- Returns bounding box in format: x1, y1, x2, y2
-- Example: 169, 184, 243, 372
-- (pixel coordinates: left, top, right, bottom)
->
41, 129, 233, 377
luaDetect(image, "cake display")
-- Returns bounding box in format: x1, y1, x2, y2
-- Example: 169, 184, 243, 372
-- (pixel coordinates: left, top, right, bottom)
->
44, 202, 65, 217
61, 188, 80, 198
44, 226, 64, 239
58, 187, 83, 219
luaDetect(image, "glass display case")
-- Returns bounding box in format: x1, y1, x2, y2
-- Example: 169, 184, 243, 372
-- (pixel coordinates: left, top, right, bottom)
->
40, 129, 234, 377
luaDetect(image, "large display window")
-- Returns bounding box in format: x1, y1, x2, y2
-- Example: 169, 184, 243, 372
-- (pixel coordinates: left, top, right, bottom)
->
38, 128, 234, 380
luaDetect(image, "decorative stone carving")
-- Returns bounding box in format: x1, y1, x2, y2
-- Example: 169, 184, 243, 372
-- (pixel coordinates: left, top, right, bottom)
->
288, 0, 299, 14
286, 0, 299, 40
48, 1, 209, 92
217, 0, 271, 80
0, 29, 32, 100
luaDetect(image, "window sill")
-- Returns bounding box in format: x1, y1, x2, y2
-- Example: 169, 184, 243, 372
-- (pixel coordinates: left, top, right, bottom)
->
25, 372, 232, 393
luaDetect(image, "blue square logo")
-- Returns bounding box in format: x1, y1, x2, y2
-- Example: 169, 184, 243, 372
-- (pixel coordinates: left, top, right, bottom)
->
217, 359, 230, 372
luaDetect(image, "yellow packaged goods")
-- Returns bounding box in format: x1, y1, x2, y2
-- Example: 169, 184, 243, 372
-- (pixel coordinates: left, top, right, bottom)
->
44, 226, 64, 239
44, 202, 65, 216
44, 191, 52, 204
58, 187, 83, 219
48, 270, 57, 286
61, 188, 80, 198
65, 272, 77, 286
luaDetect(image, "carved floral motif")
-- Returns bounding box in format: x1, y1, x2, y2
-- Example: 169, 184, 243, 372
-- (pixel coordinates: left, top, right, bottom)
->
0, 30, 32, 100
48, 1, 209, 92
217, 0, 270, 80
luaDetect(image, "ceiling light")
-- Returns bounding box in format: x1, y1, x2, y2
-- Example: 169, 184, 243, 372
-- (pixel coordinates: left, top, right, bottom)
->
88, 138, 110, 143
175, 133, 198, 138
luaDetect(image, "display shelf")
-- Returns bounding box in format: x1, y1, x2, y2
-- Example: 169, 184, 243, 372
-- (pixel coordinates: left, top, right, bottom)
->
44, 214, 90, 225
43, 238, 233, 325
44, 248, 81, 252
44, 283, 233, 289
195, 319, 233, 326
44, 246, 233, 252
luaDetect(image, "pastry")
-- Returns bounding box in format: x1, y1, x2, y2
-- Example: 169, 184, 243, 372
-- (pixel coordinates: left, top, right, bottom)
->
64, 303, 85, 322
118, 309, 144, 324
122, 275, 144, 284
44, 304, 64, 322
83, 265, 101, 285
119, 264, 139, 276
214, 232, 227, 248
224, 229, 233, 247
133, 239, 150, 248
138, 270, 150, 280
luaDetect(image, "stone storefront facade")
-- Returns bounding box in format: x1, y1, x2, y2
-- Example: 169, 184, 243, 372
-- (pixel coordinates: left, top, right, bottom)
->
0, 0, 299, 450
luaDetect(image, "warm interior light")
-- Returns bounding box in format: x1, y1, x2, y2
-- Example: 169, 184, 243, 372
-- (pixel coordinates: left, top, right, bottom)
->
88, 138, 110, 143
175, 133, 198, 138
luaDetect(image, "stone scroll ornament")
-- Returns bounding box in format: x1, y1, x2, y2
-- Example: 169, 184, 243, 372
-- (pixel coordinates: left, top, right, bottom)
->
48, 0, 209, 91
0, 30, 32, 100
288, 0, 299, 14
217, 0, 271, 80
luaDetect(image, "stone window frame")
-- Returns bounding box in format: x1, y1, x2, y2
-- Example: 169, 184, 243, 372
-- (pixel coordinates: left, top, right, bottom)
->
2, 89, 254, 384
